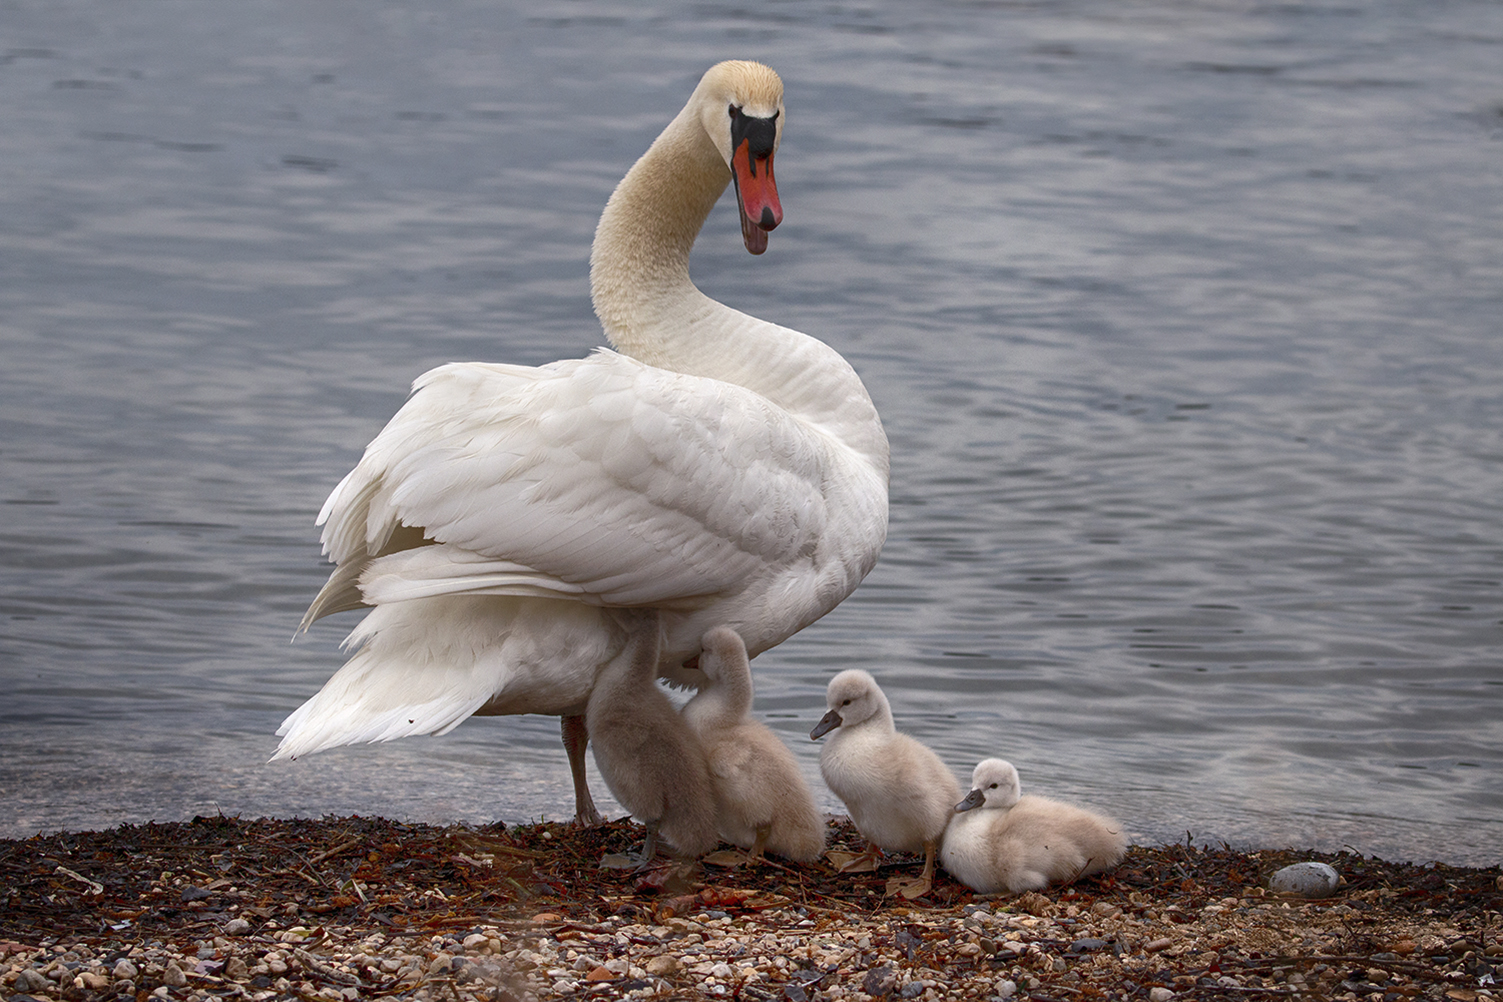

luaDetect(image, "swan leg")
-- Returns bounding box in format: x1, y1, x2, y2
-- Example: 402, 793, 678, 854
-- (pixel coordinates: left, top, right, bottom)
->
561, 713, 604, 826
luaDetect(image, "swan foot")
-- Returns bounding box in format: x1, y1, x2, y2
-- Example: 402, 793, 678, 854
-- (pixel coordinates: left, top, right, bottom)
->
561, 714, 604, 826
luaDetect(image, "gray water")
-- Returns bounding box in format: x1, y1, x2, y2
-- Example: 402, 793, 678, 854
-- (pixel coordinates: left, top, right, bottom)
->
2, 1, 1500, 867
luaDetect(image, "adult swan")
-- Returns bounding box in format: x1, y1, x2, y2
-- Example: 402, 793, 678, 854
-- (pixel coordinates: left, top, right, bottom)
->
273, 61, 890, 824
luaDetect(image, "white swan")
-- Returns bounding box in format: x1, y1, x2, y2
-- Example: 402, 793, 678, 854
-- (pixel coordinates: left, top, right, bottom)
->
271, 60, 890, 825
940, 758, 1127, 895
811, 669, 960, 894
682, 625, 826, 862
585, 610, 718, 862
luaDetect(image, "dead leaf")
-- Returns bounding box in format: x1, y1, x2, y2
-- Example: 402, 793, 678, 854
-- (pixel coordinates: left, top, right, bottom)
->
885, 875, 931, 899
827, 850, 878, 873
598, 853, 638, 870
702, 849, 748, 868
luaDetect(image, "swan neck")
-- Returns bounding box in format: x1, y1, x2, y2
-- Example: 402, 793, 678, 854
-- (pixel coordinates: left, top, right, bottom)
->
590, 105, 728, 357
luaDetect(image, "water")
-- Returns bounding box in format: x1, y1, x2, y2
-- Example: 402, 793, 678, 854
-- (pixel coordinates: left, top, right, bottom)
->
2, 0, 1500, 867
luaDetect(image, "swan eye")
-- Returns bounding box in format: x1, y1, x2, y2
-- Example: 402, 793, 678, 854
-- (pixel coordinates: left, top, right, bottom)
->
728, 104, 739, 118
841, 698, 852, 706
988, 783, 998, 789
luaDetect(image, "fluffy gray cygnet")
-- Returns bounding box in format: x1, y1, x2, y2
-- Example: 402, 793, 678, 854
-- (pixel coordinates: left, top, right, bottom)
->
681, 625, 825, 862
585, 611, 718, 862
811, 669, 960, 887
940, 758, 1126, 894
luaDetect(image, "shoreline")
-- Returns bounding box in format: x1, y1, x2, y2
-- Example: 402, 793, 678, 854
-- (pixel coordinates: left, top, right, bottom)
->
3, 814, 1499, 1001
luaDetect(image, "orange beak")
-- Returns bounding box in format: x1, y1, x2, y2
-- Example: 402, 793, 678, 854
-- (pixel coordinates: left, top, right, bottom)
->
731, 139, 781, 255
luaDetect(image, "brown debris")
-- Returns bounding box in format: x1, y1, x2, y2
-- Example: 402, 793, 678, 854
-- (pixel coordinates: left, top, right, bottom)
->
0, 814, 1499, 1001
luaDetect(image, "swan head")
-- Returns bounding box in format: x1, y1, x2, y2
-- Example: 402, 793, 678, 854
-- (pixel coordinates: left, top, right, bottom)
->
692, 60, 784, 255
810, 668, 887, 739
956, 758, 1022, 812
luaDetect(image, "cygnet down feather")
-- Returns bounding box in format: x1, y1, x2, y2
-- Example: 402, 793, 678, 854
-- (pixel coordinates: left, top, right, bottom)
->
941, 758, 1126, 894
584, 611, 718, 861
681, 625, 826, 862
811, 669, 960, 886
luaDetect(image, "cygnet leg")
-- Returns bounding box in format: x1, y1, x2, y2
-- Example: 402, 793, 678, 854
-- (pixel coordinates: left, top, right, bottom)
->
637, 821, 663, 868
561, 714, 604, 826
921, 838, 938, 882
748, 824, 771, 862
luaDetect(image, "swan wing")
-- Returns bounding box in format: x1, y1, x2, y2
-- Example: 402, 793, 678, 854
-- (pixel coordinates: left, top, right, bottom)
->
309, 350, 834, 621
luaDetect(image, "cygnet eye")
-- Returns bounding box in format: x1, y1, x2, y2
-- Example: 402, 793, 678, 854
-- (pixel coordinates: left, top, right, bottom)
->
841, 698, 852, 706
988, 783, 998, 789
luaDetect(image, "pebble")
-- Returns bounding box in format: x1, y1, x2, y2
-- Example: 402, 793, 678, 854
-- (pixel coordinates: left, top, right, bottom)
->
1068, 937, 1109, 954
113, 958, 139, 979
1149, 989, 1175, 1002
223, 917, 252, 936
14, 968, 50, 992
1269, 862, 1341, 899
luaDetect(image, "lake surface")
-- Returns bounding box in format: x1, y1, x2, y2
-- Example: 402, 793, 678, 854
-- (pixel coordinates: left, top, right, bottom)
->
2, 0, 1500, 867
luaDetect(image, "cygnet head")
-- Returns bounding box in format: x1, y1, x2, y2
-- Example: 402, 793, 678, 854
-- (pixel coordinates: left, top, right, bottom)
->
956, 758, 1022, 812
810, 668, 889, 740
699, 625, 748, 684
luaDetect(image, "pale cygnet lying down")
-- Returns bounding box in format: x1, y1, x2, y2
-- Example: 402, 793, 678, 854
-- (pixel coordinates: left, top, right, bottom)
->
941, 758, 1127, 895
681, 626, 825, 862
811, 669, 960, 887
585, 611, 718, 862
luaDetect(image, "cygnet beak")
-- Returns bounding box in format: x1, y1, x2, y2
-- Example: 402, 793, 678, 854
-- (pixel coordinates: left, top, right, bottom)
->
810, 709, 842, 740
955, 789, 986, 813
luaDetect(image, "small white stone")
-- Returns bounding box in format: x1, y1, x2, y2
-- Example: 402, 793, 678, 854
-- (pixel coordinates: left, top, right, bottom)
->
1149, 989, 1175, 1002
223, 918, 252, 936
1269, 862, 1340, 899
113, 958, 140, 979
995, 978, 1017, 999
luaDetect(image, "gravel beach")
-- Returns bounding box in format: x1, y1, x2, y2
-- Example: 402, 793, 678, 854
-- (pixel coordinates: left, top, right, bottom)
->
3, 815, 1498, 1001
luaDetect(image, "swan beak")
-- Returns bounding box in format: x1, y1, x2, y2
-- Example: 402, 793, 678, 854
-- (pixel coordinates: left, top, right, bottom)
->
731, 139, 781, 256
810, 709, 842, 740
955, 789, 986, 813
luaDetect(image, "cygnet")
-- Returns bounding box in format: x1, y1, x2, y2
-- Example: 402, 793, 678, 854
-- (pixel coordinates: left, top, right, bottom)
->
681, 625, 826, 862
585, 610, 718, 863
941, 758, 1127, 894
811, 669, 960, 890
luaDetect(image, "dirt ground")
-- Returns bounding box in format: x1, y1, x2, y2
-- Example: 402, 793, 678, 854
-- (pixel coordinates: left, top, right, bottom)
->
2, 814, 1499, 1001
